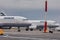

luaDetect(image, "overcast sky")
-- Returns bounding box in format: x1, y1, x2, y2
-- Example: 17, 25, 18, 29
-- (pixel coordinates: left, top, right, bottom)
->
0, 0, 60, 9
0, 0, 60, 23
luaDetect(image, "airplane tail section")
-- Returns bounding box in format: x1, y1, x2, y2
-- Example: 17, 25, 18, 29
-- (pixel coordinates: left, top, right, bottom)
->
0, 12, 7, 16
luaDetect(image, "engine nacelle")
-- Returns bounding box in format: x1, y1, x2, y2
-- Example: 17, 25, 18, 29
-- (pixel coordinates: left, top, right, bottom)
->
29, 25, 37, 31
29, 25, 37, 29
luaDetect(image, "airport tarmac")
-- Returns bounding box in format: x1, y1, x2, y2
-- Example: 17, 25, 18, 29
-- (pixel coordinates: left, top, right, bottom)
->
0, 29, 60, 40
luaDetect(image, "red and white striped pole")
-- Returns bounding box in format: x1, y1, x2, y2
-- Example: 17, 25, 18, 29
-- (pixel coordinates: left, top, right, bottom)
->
45, 0, 47, 12
44, 0, 48, 33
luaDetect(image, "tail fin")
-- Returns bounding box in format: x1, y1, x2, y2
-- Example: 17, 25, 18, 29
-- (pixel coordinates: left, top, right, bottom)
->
0, 12, 7, 16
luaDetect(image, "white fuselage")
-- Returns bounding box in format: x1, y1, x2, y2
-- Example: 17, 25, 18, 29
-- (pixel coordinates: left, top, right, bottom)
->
0, 16, 59, 30
0, 16, 26, 23
0, 16, 31, 27
27, 20, 59, 29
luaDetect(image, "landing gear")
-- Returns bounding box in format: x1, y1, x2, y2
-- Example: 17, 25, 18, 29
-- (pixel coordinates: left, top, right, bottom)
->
26, 28, 29, 31
17, 27, 21, 32
30, 28, 33, 31
26, 28, 34, 31
9, 27, 12, 29
26, 27, 29, 31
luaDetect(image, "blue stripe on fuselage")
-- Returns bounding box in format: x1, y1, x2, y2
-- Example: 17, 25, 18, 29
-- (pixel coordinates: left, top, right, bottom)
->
0, 23, 31, 27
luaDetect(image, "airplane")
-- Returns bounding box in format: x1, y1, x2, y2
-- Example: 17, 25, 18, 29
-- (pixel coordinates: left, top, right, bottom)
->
0, 12, 59, 31
0, 12, 31, 32
26, 20, 60, 31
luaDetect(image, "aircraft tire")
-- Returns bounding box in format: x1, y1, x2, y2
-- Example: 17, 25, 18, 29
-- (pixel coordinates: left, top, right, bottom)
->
9, 27, 12, 29
18, 30, 21, 32
30, 28, 33, 31
26, 29, 29, 31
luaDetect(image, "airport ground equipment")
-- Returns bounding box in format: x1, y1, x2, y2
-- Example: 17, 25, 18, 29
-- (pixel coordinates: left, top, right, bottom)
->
0, 27, 4, 35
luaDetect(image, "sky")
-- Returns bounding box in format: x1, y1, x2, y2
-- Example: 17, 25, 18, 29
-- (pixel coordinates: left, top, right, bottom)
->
0, 0, 60, 23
